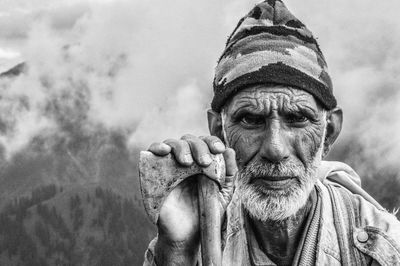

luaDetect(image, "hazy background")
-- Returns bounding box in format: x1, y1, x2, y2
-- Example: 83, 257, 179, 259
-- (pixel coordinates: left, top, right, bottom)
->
1, 0, 400, 161
0, 0, 399, 265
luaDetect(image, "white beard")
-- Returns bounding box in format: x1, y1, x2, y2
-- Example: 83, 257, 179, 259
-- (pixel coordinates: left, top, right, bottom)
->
238, 144, 323, 222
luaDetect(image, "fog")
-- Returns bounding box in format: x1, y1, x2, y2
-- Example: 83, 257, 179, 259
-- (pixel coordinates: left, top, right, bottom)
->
0, 0, 399, 174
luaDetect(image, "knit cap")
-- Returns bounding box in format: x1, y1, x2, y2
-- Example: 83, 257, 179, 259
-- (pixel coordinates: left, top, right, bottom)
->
212, 0, 337, 112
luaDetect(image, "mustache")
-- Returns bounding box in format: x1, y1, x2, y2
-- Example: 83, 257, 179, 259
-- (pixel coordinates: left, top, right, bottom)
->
240, 160, 306, 180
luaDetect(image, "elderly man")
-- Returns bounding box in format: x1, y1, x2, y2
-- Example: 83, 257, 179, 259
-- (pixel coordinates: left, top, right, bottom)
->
143, 1, 400, 265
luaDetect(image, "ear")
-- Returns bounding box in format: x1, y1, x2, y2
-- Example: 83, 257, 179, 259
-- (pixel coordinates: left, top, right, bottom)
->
207, 109, 225, 142
323, 107, 343, 158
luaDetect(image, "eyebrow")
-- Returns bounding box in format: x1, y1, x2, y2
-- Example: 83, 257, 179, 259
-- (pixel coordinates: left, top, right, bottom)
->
230, 100, 320, 120
230, 101, 263, 118
283, 103, 319, 117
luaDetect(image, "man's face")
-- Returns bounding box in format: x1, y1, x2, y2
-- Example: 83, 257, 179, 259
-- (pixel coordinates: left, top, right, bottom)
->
221, 84, 327, 221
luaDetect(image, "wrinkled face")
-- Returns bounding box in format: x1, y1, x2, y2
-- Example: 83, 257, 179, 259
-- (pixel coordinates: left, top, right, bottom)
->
222, 84, 327, 221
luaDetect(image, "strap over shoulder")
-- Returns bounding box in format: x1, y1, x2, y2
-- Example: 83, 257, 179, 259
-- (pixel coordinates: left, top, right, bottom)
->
319, 161, 383, 210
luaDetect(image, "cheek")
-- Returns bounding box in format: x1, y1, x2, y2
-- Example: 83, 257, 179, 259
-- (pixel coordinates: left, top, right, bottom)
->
225, 125, 263, 167
294, 125, 324, 164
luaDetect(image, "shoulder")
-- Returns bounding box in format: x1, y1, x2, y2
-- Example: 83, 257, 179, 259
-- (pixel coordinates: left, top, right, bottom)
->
349, 189, 400, 265
322, 181, 400, 265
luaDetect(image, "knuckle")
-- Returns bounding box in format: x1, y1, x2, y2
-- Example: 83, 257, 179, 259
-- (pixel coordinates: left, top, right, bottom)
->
202, 135, 215, 143
199, 135, 219, 144
148, 142, 166, 152
187, 137, 206, 150
194, 139, 209, 151
148, 142, 171, 156
164, 139, 187, 152
181, 134, 196, 140
226, 147, 236, 155
198, 136, 210, 144
163, 138, 178, 146
208, 135, 220, 142
180, 141, 192, 154
148, 142, 160, 149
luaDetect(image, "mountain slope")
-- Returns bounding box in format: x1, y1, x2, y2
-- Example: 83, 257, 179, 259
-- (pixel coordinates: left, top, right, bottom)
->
0, 184, 155, 266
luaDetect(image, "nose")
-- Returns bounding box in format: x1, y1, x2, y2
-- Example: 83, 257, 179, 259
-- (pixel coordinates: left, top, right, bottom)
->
259, 120, 290, 163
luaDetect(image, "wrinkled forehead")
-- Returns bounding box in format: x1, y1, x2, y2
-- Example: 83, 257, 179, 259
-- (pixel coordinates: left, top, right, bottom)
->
223, 84, 322, 113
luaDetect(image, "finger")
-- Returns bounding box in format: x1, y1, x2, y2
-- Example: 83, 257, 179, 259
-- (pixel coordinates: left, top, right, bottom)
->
220, 148, 238, 207
163, 139, 193, 166
148, 142, 172, 156
221, 148, 237, 191
200, 136, 226, 154
181, 135, 213, 167
224, 148, 238, 177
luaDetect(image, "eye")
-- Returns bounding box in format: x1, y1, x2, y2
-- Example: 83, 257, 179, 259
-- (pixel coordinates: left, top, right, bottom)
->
285, 113, 308, 124
240, 114, 265, 127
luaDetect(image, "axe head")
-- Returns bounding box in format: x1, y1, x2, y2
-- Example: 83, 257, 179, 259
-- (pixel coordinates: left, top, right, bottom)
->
139, 151, 225, 224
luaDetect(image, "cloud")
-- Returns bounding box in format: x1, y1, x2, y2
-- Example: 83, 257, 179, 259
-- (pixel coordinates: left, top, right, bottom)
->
0, 0, 400, 174
128, 81, 208, 146
0, 0, 234, 156
0, 1, 89, 40
0, 48, 20, 59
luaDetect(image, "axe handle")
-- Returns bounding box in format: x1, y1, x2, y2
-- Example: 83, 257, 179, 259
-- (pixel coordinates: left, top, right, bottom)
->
197, 174, 222, 266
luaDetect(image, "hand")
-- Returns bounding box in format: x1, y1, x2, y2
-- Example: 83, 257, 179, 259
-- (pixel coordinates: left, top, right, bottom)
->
148, 134, 237, 264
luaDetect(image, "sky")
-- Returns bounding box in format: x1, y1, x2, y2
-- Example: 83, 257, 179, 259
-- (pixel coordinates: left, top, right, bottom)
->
0, 0, 400, 171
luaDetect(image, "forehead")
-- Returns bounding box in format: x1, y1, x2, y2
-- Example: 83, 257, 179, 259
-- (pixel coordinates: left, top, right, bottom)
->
224, 84, 320, 112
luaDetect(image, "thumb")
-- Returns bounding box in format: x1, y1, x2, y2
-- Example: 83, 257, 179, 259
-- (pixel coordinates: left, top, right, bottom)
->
220, 148, 238, 208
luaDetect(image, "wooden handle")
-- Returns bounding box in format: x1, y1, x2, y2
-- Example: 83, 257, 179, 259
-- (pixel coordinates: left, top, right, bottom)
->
197, 174, 222, 266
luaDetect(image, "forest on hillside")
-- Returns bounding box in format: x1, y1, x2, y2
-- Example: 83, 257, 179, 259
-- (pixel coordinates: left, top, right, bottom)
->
0, 185, 154, 266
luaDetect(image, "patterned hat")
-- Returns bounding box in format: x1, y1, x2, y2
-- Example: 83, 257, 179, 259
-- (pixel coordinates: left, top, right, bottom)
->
212, 0, 337, 111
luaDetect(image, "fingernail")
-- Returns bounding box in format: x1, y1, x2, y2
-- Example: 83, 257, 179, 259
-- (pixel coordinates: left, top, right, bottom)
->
182, 154, 193, 164
213, 142, 225, 151
200, 154, 212, 165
